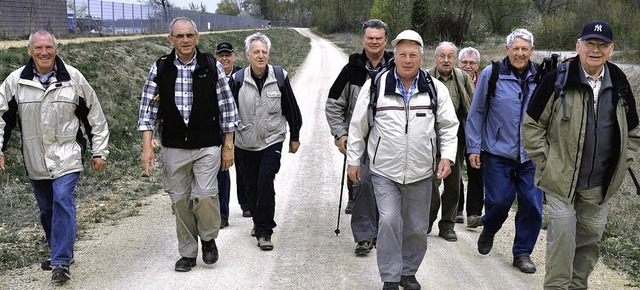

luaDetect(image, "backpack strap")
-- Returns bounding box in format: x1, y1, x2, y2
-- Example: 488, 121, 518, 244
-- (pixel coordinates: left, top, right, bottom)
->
486, 61, 501, 99
232, 65, 286, 96
554, 62, 570, 121
367, 67, 389, 133
272, 65, 285, 89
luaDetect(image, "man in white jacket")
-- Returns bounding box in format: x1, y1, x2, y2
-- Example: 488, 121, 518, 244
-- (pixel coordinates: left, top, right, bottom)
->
347, 30, 459, 290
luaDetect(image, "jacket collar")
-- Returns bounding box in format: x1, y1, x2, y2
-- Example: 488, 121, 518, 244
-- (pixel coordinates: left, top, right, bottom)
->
20, 55, 70, 82
349, 50, 394, 69
384, 68, 431, 96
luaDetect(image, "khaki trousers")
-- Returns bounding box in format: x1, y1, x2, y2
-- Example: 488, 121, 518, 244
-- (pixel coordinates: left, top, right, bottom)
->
162, 146, 221, 258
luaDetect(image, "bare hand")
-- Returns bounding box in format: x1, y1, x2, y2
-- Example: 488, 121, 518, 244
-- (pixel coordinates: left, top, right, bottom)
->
221, 147, 234, 171
469, 153, 481, 169
91, 158, 107, 172
437, 158, 452, 179
347, 165, 361, 182
335, 135, 347, 155
289, 140, 300, 154
141, 147, 155, 176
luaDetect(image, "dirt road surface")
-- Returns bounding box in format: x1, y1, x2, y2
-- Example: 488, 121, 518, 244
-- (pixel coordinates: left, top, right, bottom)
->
0, 28, 635, 290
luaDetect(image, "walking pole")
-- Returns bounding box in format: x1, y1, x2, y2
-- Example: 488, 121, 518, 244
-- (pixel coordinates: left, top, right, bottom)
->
334, 153, 347, 236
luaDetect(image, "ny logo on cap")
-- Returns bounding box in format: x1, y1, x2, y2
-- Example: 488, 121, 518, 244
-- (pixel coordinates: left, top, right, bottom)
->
594, 24, 602, 32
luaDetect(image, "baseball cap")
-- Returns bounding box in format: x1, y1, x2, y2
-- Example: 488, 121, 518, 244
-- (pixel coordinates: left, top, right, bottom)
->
216, 42, 234, 54
580, 20, 613, 43
391, 30, 423, 47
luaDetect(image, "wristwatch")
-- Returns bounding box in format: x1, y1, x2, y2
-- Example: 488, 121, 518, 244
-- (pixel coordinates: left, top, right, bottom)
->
224, 143, 234, 150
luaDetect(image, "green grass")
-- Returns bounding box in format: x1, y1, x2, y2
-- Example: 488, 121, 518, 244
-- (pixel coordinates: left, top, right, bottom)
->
0, 27, 311, 270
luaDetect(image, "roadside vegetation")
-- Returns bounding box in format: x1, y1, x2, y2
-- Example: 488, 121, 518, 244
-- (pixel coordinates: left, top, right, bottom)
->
0, 27, 310, 272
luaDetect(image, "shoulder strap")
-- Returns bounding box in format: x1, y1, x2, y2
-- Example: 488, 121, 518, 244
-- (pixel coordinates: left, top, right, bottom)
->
367, 67, 390, 132
487, 61, 501, 99
554, 62, 570, 120
272, 65, 285, 89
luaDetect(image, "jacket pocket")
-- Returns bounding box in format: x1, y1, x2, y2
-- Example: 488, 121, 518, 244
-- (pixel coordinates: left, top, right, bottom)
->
264, 91, 281, 114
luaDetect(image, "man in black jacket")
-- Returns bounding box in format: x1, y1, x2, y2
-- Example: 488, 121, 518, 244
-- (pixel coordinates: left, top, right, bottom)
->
325, 19, 393, 256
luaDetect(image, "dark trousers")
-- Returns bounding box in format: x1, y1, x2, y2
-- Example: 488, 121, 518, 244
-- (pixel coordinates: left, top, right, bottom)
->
217, 169, 230, 220
236, 142, 283, 238
458, 154, 484, 216
235, 149, 249, 211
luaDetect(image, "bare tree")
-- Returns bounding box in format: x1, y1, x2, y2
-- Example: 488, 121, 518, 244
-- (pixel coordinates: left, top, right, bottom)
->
146, 0, 174, 24
530, 0, 575, 14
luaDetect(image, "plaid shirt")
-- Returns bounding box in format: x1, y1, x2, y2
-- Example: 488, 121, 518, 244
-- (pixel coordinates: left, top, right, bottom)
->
394, 69, 419, 104
137, 50, 238, 133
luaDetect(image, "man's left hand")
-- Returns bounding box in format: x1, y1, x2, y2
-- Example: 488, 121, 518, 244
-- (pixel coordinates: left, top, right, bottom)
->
436, 158, 452, 179
289, 140, 300, 154
91, 158, 107, 172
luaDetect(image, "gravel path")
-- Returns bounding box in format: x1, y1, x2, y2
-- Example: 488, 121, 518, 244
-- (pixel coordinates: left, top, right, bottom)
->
0, 28, 636, 290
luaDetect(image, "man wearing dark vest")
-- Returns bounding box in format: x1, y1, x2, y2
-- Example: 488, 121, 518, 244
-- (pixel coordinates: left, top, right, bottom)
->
138, 17, 239, 272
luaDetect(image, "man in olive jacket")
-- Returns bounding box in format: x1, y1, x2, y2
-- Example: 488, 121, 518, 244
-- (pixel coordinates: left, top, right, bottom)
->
523, 20, 640, 289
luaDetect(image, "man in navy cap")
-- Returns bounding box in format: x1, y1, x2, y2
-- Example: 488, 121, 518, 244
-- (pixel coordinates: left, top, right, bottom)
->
524, 20, 640, 288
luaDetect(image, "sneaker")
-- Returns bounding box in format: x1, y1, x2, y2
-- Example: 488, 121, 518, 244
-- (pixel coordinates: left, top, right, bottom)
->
174, 257, 197, 272
382, 282, 400, 290
201, 239, 219, 264
257, 236, 274, 251
467, 215, 484, 228
477, 231, 494, 255
400, 275, 421, 289
220, 218, 229, 229
51, 265, 70, 284
344, 200, 354, 214
438, 229, 458, 242
513, 255, 537, 273
455, 212, 464, 223
41, 257, 75, 271
354, 241, 374, 255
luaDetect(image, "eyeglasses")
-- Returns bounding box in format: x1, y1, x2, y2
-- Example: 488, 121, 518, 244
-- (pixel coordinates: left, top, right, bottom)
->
172, 33, 196, 40
582, 40, 611, 50
459, 60, 478, 66
436, 54, 456, 60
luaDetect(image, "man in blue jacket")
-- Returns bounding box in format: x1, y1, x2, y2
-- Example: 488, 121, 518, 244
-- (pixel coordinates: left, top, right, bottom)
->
465, 28, 543, 274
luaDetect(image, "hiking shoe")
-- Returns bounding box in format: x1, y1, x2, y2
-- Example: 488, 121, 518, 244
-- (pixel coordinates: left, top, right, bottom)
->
51, 265, 70, 284
201, 239, 219, 264
477, 231, 494, 255
344, 200, 354, 214
513, 255, 537, 273
257, 236, 274, 251
242, 210, 252, 217
438, 229, 458, 242
220, 218, 229, 229
455, 212, 464, 223
400, 275, 421, 289
175, 257, 196, 272
382, 282, 400, 290
467, 215, 484, 228
354, 241, 374, 255
41, 257, 75, 271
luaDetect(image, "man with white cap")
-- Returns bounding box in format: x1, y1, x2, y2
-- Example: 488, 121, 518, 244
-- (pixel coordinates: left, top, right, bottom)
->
346, 30, 459, 290
524, 20, 640, 288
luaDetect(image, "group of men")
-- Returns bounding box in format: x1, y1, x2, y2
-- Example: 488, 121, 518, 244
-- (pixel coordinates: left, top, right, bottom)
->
0, 14, 636, 290
327, 19, 639, 290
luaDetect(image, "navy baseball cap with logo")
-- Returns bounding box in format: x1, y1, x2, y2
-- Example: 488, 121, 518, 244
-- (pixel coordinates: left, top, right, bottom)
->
580, 20, 613, 43
216, 42, 234, 54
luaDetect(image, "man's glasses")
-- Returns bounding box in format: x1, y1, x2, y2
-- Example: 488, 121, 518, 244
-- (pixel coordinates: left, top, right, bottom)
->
459, 60, 478, 66
172, 33, 196, 40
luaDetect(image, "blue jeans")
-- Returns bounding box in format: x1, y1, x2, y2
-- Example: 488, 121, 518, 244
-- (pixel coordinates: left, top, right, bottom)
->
482, 153, 542, 257
31, 172, 80, 266
236, 142, 282, 238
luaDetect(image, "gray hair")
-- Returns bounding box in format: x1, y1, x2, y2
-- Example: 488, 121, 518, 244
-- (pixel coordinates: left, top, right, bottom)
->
506, 28, 534, 48
362, 19, 389, 38
244, 32, 271, 53
434, 41, 458, 56
28, 30, 58, 48
168, 17, 198, 35
459, 47, 480, 62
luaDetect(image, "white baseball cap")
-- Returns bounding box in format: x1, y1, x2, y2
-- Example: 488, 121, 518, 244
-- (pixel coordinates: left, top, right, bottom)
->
392, 30, 424, 47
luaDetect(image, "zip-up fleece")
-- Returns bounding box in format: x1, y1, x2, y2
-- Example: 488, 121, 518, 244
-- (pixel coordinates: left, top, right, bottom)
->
0, 56, 109, 180
347, 69, 459, 184
524, 57, 640, 204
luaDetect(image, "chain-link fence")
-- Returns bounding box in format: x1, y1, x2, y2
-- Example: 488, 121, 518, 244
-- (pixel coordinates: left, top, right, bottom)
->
69, 0, 270, 35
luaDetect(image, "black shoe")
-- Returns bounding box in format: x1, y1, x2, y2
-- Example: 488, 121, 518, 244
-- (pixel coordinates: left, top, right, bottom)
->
382, 282, 400, 290
455, 212, 464, 223
174, 257, 197, 272
400, 275, 421, 290
201, 239, 219, 264
477, 231, 494, 255
251, 226, 256, 237
41, 258, 75, 271
354, 241, 373, 255
438, 229, 458, 242
51, 265, 70, 284
242, 209, 252, 217
220, 218, 229, 229
257, 236, 274, 251
513, 255, 537, 273
344, 200, 354, 214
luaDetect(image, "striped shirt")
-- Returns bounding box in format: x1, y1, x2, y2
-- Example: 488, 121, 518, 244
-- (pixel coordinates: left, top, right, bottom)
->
394, 69, 419, 104
138, 50, 238, 134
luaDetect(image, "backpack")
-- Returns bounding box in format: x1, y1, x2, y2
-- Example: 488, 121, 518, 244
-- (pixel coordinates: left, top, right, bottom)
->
368, 67, 439, 136
232, 65, 286, 97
